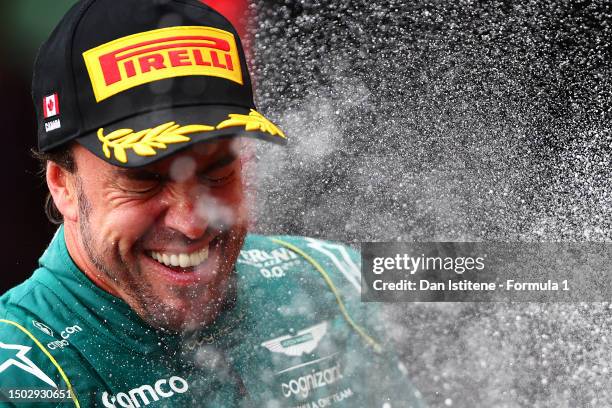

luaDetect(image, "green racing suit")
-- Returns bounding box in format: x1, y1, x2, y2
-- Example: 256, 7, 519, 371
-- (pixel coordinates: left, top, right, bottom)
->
0, 226, 424, 408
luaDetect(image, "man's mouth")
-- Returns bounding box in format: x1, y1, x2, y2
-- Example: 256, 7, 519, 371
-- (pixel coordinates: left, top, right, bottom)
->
148, 246, 210, 268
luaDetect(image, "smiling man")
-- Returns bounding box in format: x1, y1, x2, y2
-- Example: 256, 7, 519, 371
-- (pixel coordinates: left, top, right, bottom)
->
62, 141, 247, 332
0, 1, 424, 407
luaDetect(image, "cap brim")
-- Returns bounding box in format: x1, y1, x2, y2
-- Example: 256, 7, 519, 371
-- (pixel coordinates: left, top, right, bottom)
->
77, 105, 286, 168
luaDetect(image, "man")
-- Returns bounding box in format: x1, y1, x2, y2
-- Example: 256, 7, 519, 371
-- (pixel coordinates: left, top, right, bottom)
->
0, 1, 424, 407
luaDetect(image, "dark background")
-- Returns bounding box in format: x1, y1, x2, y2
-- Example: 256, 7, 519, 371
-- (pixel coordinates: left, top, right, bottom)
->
0, 1, 66, 293
250, 0, 612, 243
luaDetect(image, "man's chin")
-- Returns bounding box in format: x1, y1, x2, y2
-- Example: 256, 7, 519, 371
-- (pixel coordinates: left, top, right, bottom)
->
137, 302, 215, 333
137, 276, 236, 332
142, 308, 221, 333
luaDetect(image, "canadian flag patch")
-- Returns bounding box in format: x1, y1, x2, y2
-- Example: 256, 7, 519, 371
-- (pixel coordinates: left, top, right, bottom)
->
43, 93, 59, 118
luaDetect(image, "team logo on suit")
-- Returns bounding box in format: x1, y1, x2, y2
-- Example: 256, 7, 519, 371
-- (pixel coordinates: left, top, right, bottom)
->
0, 342, 57, 388
261, 321, 328, 357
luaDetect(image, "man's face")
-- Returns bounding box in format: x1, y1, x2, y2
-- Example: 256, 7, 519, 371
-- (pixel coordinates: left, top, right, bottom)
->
70, 139, 248, 332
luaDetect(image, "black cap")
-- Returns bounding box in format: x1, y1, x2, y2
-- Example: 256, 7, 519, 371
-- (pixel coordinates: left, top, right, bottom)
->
33, 0, 285, 168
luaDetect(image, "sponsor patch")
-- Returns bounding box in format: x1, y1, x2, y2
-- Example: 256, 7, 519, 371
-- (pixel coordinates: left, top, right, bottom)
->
238, 247, 302, 279
280, 362, 343, 399
45, 118, 62, 132
83, 26, 243, 102
101, 375, 188, 408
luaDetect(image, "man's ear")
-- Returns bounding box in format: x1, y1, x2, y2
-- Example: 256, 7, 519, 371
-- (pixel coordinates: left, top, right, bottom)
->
46, 161, 78, 222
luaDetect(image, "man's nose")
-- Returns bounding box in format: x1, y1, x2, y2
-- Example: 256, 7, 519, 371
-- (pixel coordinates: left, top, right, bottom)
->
163, 184, 209, 240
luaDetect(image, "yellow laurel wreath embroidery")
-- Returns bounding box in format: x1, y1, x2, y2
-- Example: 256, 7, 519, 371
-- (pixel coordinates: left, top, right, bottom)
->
97, 110, 284, 163
216, 109, 286, 139
97, 122, 214, 163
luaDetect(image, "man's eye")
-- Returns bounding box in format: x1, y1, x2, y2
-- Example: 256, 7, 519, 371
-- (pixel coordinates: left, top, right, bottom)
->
200, 170, 237, 186
122, 181, 161, 193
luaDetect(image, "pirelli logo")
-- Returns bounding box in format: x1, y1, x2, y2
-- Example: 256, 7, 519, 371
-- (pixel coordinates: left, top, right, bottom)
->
83, 26, 243, 102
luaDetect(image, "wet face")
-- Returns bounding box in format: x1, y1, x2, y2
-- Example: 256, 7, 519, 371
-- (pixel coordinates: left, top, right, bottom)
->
70, 140, 247, 332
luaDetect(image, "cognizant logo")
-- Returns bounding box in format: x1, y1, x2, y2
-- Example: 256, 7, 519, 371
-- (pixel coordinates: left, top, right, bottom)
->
281, 363, 343, 398
101, 376, 188, 407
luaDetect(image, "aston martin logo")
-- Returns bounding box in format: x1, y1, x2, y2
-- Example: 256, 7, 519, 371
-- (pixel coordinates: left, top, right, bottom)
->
32, 321, 54, 337
261, 322, 328, 357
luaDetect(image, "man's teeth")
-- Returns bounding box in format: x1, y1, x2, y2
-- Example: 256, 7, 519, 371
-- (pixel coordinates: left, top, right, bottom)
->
150, 247, 209, 268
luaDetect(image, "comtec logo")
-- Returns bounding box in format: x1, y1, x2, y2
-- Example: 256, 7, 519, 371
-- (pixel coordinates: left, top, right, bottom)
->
83, 26, 243, 102
101, 376, 188, 408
